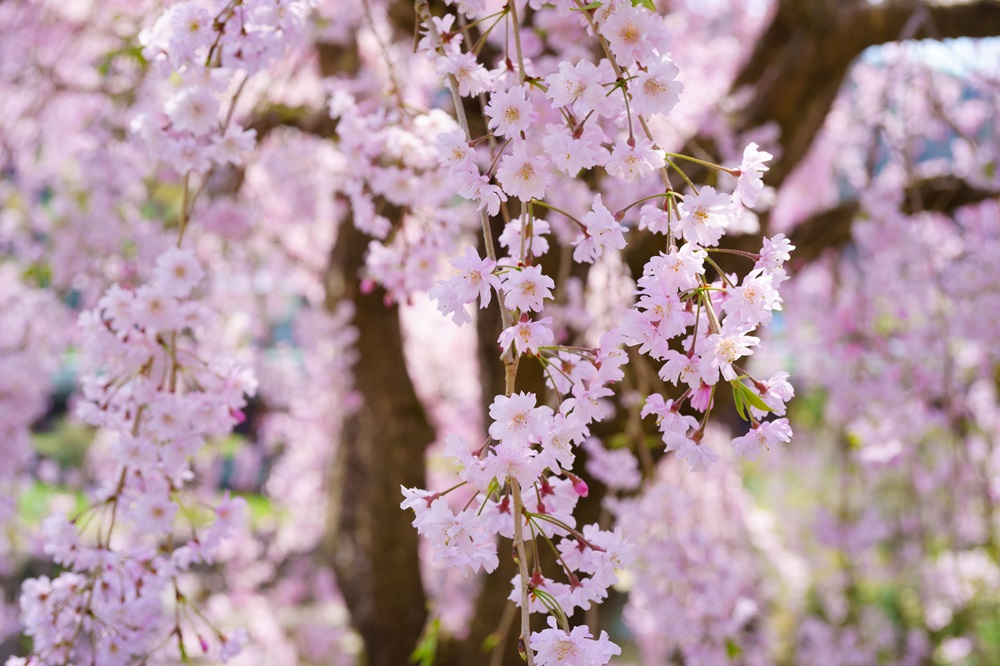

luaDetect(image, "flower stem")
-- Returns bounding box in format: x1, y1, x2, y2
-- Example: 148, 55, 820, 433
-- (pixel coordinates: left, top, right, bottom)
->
665, 151, 739, 175
531, 199, 586, 231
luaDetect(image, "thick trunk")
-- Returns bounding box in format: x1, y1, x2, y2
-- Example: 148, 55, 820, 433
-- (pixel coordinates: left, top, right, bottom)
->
324, 218, 434, 666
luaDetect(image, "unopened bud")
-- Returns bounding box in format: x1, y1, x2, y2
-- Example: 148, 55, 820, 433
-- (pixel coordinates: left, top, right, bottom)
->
531, 568, 543, 587
567, 472, 589, 497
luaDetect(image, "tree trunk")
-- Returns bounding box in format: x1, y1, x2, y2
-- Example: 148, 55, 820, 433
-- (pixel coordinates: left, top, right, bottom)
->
324, 217, 434, 666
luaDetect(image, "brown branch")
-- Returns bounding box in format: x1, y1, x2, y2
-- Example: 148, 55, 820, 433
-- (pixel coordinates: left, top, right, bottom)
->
788, 176, 999, 264
624, 0, 1000, 279
732, 0, 1000, 190
860, 0, 1000, 45
246, 105, 338, 140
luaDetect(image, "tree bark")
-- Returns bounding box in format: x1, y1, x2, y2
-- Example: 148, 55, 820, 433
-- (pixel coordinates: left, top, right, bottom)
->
324, 217, 434, 666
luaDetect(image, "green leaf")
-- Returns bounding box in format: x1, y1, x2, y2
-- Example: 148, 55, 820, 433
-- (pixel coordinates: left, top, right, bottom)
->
481, 632, 500, 653
742, 385, 774, 413
410, 618, 441, 666
725, 638, 743, 659
632, 0, 656, 10
731, 381, 748, 421
533, 589, 570, 632
730, 380, 773, 419
571, 1, 603, 11
22, 261, 52, 289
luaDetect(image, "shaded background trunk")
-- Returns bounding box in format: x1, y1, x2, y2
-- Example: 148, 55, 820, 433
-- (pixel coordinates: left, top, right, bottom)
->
323, 217, 434, 666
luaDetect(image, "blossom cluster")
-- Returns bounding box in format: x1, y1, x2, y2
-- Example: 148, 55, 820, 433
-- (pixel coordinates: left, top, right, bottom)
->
402, 0, 794, 661
6, 0, 1000, 662
626, 221, 795, 471
16, 247, 255, 665
131, 0, 313, 175
9, 2, 310, 664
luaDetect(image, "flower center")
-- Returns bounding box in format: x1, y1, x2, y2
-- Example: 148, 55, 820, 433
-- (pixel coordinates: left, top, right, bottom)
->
515, 163, 536, 181
644, 78, 667, 96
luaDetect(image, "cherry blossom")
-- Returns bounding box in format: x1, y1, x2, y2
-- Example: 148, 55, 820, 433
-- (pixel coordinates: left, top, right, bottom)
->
572, 194, 627, 263
730, 418, 793, 459
501, 265, 556, 313
675, 185, 733, 246
733, 142, 773, 208
499, 316, 555, 356
496, 141, 552, 201
531, 616, 621, 666
632, 59, 683, 118
486, 85, 537, 139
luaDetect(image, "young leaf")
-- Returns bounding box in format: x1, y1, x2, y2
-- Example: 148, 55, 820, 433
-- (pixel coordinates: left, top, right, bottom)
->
731, 380, 748, 421
534, 589, 570, 632
632, 0, 656, 10
740, 383, 774, 413
409, 618, 441, 666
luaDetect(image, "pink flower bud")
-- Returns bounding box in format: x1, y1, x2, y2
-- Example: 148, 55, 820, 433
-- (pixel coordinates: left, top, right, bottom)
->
567, 472, 589, 497
690, 384, 713, 412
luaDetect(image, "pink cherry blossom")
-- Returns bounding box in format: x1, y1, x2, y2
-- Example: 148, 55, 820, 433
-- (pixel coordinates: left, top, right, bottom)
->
599, 2, 670, 67
702, 324, 761, 383
605, 137, 665, 182
499, 316, 555, 356
501, 265, 555, 313
572, 194, 627, 263
676, 186, 734, 246
730, 418, 793, 459
496, 141, 551, 201
488, 391, 552, 448
632, 59, 683, 118
733, 142, 773, 208
153, 247, 205, 298
531, 616, 621, 666
485, 85, 537, 139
